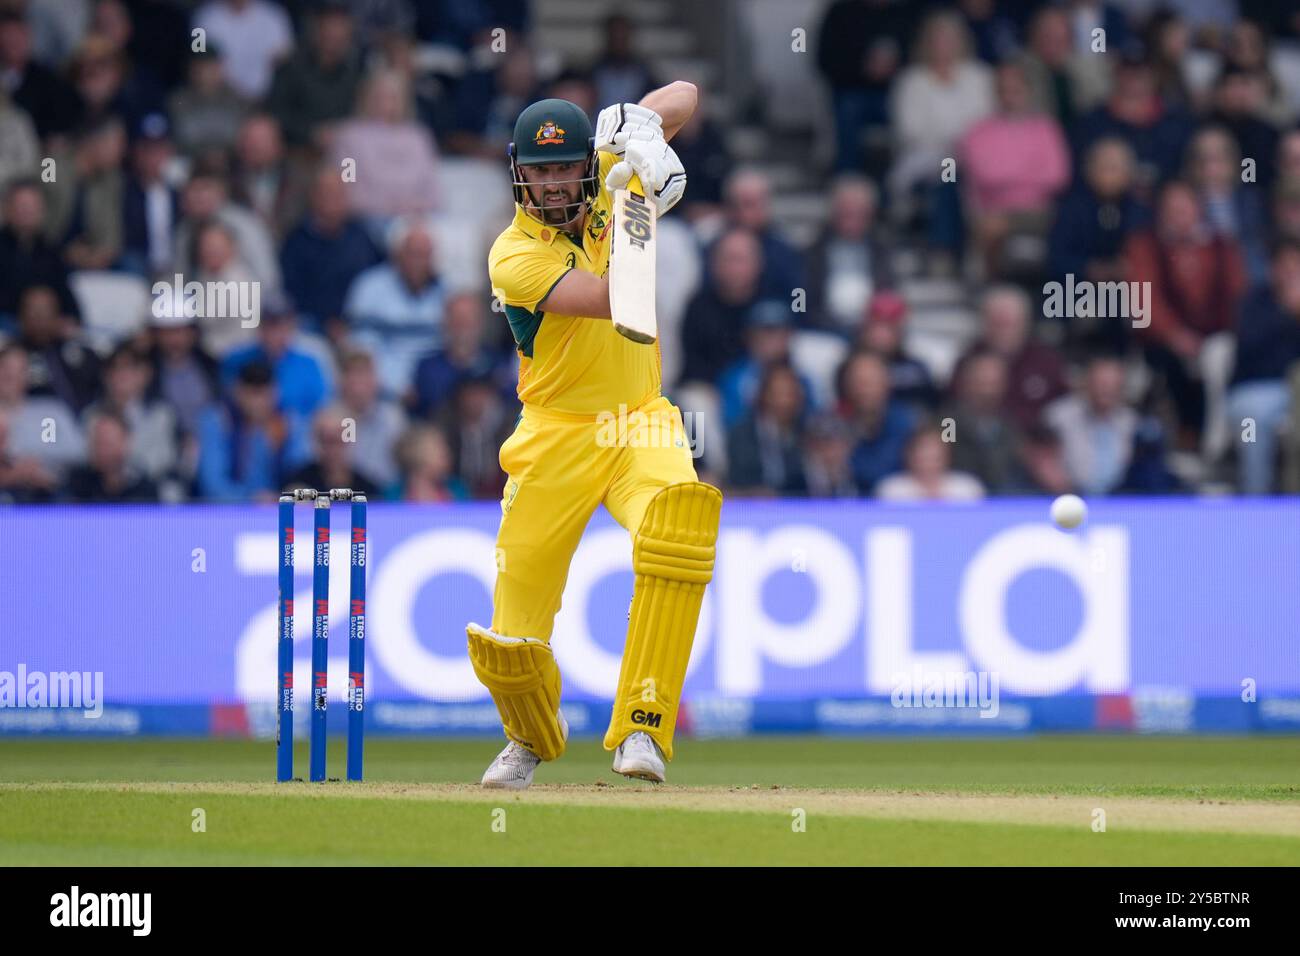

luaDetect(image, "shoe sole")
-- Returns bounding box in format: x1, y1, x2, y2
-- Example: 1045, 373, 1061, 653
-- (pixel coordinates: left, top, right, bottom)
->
611, 752, 665, 784
616, 768, 664, 783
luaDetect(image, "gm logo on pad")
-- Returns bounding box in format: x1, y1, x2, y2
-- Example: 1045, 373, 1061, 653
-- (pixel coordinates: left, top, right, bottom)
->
630, 709, 662, 728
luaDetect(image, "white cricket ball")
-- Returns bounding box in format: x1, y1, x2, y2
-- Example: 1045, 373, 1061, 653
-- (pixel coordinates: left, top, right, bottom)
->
1050, 494, 1087, 530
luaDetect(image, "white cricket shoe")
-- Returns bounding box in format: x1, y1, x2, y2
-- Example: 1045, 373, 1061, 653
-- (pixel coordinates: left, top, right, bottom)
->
612, 731, 665, 783
480, 711, 568, 790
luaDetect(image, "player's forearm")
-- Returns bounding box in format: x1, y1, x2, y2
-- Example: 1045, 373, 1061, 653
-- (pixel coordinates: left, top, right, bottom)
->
538, 269, 612, 319
639, 81, 697, 141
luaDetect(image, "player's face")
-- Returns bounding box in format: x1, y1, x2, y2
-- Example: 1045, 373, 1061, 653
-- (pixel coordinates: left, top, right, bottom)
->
520, 161, 585, 225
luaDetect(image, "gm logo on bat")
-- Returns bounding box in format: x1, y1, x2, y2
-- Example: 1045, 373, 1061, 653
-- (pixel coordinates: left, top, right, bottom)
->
620, 192, 652, 248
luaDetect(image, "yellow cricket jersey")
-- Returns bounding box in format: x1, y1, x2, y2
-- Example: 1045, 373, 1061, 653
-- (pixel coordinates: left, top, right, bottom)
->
488, 151, 661, 416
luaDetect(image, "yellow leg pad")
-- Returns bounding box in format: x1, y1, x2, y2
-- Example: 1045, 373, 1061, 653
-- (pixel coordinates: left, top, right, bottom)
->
467, 623, 567, 761
603, 482, 723, 760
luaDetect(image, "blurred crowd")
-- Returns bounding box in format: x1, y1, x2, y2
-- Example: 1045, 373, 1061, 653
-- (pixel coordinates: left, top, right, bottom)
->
0, 0, 1298, 504
795, 0, 1300, 501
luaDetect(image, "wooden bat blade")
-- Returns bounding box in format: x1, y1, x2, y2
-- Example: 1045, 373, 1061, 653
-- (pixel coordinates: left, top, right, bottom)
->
610, 172, 658, 344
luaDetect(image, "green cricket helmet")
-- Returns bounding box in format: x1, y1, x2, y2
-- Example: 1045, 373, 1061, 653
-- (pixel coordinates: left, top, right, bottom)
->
508, 98, 599, 222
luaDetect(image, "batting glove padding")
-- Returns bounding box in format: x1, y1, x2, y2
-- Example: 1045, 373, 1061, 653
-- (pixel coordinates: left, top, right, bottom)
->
594, 102, 663, 155
605, 133, 687, 215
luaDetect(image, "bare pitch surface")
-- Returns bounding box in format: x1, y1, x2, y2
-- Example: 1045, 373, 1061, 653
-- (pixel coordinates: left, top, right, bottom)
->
10, 779, 1300, 834
2, 737, 1298, 865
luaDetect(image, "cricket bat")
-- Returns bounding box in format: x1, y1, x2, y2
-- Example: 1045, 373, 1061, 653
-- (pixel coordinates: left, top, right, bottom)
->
610, 172, 658, 344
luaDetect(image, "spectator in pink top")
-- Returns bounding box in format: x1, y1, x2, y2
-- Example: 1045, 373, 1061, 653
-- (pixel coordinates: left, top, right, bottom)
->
331, 69, 440, 230
960, 59, 1071, 279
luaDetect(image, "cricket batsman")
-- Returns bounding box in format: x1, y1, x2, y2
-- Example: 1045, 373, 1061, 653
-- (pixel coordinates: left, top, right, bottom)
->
470, 82, 722, 788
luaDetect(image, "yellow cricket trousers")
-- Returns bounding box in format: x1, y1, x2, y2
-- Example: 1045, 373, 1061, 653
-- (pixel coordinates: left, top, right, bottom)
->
491, 395, 698, 640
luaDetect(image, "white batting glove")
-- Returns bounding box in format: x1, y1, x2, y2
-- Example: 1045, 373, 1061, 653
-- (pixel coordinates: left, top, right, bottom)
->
605, 132, 687, 215
594, 102, 663, 155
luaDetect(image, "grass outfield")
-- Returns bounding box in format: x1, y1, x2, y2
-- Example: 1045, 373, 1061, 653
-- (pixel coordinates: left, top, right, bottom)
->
1, 736, 1298, 865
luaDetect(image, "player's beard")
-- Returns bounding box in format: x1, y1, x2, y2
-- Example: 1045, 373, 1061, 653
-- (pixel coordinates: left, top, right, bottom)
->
533, 184, 583, 228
